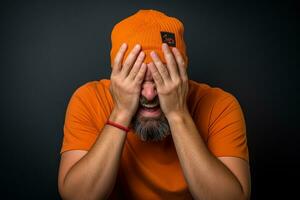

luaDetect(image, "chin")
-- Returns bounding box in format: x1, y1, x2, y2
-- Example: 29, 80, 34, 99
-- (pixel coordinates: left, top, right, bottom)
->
131, 110, 171, 142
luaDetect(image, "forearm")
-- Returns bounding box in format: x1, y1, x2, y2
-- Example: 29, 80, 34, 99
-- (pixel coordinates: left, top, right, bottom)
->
60, 109, 130, 200
167, 112, 247, 200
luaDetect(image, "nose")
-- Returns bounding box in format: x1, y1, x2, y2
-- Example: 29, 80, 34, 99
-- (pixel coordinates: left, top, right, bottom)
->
141, 81, 157, 102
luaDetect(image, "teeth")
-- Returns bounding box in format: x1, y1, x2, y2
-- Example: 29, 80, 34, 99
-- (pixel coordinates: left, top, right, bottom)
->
140, 102, 159, 108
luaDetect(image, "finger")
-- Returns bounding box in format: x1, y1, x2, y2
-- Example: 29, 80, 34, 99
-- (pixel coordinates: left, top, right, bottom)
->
150, 51, 171, 81
147, 62, 164, 86
162, 43, 180, 80
172, 47, 188, 80
134, 63, 147, 84
121, 44, 141, 77
127, 51, 145, 80
112, 43, 127, 73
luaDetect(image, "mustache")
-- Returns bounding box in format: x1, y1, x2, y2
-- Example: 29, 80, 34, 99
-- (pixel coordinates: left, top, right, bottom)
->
139, 96, 159, 105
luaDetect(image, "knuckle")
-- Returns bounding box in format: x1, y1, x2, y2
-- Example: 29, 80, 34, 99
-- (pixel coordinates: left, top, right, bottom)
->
131, 71, 138, 78
113, 56, 120, 65
137, 55, 144, 62
124, 57, 132, 65
135, 78, 143, 85
156, 79, 163, 85
161, 67, 168, 75
123, 59, 130, 67
152, 70, 160, 77
135, 77, 142, 83
165, 52, 172, 58
162, 71, 169, 77
124, 60, 134, 68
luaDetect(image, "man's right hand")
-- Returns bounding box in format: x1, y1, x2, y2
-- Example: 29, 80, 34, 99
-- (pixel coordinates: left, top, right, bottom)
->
59, 45, 146, 199
109, 43, 147, 119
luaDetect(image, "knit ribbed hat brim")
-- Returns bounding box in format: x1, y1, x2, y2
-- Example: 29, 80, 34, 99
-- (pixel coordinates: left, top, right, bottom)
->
110, 9, 188, 67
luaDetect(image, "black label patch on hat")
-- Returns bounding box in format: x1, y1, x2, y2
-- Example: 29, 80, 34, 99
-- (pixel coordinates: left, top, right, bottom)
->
160, 32, 176, 47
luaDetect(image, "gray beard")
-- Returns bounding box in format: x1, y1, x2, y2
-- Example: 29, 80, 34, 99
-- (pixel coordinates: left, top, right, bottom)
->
131, 111, 171, 142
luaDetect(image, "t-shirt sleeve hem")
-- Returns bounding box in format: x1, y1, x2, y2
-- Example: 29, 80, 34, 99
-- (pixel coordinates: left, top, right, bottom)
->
212, 152, 249, 163
60, 145, 91, 154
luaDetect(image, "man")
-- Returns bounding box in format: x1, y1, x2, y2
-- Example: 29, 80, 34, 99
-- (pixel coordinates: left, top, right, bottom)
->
58, 9, 251, 200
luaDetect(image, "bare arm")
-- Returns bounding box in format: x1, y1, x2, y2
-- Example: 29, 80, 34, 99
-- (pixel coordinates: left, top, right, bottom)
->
58, 109, 130, 200
58, 43, 147, 200
148, 43, 250, 200
167, 112, 251, 200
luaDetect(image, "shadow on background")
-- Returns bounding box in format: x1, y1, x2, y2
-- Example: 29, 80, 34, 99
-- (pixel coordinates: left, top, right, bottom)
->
0, 0, 299, 199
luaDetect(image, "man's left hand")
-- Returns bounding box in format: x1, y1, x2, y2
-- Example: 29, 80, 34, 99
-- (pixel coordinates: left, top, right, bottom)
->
148, 43, 189, 119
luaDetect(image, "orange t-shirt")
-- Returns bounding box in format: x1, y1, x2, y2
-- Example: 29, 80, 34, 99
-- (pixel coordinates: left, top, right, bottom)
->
60, 79, 249, 199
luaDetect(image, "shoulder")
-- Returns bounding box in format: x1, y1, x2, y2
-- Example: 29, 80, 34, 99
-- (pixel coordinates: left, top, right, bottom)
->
67, 79, 114, 115
65, 79, 114, 127
188, 80, 244, 126
188, 80, 246, 144
187, 80, 237, 111
72, 79, 111, 98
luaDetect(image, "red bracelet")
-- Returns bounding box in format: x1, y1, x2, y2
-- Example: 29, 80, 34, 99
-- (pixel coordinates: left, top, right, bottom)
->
106, 120, 130, 132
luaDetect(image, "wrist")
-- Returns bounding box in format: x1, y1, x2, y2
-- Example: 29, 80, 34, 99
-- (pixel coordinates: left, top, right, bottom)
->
109, 108, 133, 127
166, 109, 190, 123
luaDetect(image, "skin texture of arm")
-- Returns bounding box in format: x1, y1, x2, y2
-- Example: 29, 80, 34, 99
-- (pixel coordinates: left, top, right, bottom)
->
148, 43, 251, 200
58, 43, 147, 200
167, 112, 251, 200
58, 109, 130, 200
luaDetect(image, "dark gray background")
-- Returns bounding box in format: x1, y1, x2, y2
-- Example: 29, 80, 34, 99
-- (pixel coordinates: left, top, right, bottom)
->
1, 0, 299, 199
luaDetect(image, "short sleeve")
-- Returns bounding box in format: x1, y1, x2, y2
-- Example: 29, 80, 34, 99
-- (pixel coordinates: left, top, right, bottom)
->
60, 86, 99, 154
207, 92, 249, 162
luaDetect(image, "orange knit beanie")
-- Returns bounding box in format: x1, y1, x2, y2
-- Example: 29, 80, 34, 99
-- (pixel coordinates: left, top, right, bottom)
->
110, 9, 188, 67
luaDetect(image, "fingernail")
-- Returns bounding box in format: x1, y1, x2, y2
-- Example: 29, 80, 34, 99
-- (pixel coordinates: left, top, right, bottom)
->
150, 51, 157, 57
135, 44, 141, 49
162, 43, 168, 49
121, 43, 127, 48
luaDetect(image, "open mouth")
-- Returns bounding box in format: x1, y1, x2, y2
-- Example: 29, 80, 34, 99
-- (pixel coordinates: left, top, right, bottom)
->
139, 103, 161, 116
138, 97, 161, 115
139, 101, 160, 111
140, 105, 160, 112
